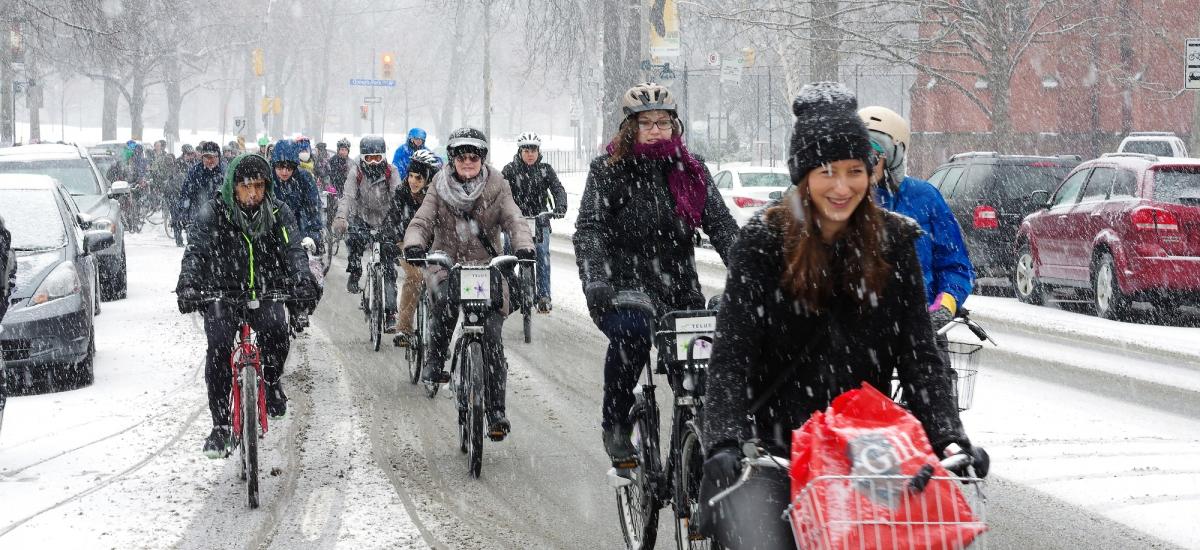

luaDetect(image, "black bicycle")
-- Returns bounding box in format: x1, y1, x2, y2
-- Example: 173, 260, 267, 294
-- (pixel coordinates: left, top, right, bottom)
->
411, 252, 518, 478
607, 291, 722, 550
400, 281, 430, 385
321, 190, 340, 275
516, 212, 564, 343
359, 228, 388, 352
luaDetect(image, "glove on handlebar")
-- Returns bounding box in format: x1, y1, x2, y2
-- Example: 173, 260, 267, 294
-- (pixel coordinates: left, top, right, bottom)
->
583, 282, 615, 319
515, 248, 536, 261
404, 246, 425, 262
176, 287, 202, 314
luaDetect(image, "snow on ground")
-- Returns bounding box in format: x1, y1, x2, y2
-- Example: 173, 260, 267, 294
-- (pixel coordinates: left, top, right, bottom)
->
0, 230, 421, 548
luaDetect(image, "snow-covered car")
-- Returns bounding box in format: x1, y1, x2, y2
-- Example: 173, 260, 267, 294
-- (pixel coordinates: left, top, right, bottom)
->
0, 144, 130, 300
0, 175, 113, 389
712, 166, 791, 226
1117, 132, 1189, 158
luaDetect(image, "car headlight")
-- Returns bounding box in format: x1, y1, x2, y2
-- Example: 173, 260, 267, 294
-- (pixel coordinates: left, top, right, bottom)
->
32, 262, 81, 305
92, 217, 116, 234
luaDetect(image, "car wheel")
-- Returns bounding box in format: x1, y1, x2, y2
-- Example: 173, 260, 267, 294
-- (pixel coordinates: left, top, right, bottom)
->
1014, 242, 1044, 305
74, 331, 96, 388
1093, 252, 1131, 321
100, 251, 128, 301
93, 266, 102, 316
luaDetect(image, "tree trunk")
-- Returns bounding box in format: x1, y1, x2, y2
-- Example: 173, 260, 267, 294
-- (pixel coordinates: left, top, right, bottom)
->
102, 77, 119, 140
244, 52, 258, 143
437, 0, 467, 139
164, 49, 182, 146
129, 72, 146, 140
602, 0, 627, 141
990, 73, 1012, 151
809, 0, 840, 82
1, 42, 13, 145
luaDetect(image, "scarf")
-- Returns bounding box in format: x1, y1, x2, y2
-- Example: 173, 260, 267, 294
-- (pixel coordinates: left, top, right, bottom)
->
226, 200, 276, 240
436, 165, 490, 213
608, 135, 707, 229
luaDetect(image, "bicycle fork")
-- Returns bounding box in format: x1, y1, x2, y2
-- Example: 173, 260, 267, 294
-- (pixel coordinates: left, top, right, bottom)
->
230, 325, 268, 442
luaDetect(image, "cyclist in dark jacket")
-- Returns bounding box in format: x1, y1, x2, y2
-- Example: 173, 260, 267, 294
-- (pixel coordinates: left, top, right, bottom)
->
177, 141, 224, 232
574, 83, 738, 467
270, 139, 323, 251
175, 154, 319, 458
327, 138, 352, 195
501, 132, 568, 312
389, 150, 439, 341
698, 83, 983, 548
0, 214, 13, 322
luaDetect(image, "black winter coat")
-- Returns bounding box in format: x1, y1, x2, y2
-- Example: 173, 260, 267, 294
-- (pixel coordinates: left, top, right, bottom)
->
501, 155, 568, 219
177, 162, 225, 226
388, 182, 424, 241
0, 215, 13, 321
703, 208, 965, 455
327, 155, 349, 195
176, 198, 311, 298
574, 153, 738, 313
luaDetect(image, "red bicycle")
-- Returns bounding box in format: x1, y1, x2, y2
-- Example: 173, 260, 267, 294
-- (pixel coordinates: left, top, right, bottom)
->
204, 290, 287, 509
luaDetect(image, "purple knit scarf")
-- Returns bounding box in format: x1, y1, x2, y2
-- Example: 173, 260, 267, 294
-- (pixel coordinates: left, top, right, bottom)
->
608, 136, 707, 229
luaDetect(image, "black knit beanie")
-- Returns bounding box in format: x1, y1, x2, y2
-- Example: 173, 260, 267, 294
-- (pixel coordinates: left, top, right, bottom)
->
787, 82, 876, 185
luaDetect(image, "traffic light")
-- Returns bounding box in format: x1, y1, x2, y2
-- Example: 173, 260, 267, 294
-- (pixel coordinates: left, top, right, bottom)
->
741, 48, 756, 68
361, 105, 369, 120
252, 48, 264, 77
382, 53, 395, 79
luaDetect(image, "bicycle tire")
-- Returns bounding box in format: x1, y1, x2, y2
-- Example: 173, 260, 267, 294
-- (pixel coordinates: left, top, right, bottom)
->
673, 421, 721, 550
522, 310, 532, 344
615, 395, 662, 550
465, 341, 485, 478
407, 292, 425, 385
371, 268, 384, 352
242, 365, 260, 509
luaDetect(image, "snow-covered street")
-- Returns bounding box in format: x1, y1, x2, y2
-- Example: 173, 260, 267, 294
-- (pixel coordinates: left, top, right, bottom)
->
1, 227, 1198, 549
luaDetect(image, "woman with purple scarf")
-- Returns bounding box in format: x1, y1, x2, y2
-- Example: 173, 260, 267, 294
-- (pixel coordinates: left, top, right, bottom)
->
574, 82, 739, 467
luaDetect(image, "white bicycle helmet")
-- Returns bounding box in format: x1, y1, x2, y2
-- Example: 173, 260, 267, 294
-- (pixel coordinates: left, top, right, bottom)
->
516, 132, 541, 148
858, 106, 910, 168
621, 82, 676, 116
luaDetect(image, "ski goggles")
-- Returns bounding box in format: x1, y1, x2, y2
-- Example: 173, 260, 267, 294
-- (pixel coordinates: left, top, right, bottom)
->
363, 154, 385, 165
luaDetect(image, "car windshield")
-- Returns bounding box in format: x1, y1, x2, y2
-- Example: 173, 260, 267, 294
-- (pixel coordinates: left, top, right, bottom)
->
992, 164, 1074, 199
739, 172, 790, 188
1123, 141, 1173, 157
1152, 168, 1200, 205
0, 189, 66, 250
0, 158, 99, 195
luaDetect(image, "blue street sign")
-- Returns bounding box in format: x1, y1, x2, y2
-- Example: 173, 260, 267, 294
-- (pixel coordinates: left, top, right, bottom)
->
350, 78, 397, 87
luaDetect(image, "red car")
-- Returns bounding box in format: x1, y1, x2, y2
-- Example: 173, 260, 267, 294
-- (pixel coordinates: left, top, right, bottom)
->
1014, 153, 1200, 320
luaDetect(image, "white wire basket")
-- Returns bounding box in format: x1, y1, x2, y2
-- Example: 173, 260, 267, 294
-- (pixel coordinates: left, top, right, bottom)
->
941, 341, 982, 411
789, 474, 988, 550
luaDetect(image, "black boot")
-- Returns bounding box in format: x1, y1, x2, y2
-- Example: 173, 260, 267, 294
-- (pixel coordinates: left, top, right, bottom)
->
346, 269, 361, 294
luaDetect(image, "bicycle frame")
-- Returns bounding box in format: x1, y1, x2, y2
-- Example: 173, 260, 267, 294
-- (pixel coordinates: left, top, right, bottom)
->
229, 320, 268, 441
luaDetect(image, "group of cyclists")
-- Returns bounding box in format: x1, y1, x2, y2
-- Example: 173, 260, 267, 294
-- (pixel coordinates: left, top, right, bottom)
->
162, 79, 988, 547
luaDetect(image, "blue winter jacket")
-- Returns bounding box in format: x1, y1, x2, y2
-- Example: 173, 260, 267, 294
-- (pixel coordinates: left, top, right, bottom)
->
272, 168, 323, 244
177, 161, 225, 227
875, 176, 975, 308
391, 143, 432, 177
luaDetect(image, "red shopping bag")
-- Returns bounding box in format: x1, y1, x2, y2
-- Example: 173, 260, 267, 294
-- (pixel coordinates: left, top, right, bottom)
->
789, 383, 986, 550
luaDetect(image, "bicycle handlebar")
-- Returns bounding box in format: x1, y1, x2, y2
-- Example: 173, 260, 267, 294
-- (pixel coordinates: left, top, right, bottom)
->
937, 307, 996, 345
523, 212, 565, 221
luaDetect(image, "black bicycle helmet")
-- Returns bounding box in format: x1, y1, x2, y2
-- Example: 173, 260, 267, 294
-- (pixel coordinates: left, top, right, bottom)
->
446, 127, 489, 160
198, 141, 221, 156
181, 144, 195, 154
336, 138, 351, 151
359, 135, 386, 156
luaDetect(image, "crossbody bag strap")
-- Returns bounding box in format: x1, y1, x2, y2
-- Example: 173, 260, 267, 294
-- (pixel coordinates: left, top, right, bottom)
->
461, 209, 500, 257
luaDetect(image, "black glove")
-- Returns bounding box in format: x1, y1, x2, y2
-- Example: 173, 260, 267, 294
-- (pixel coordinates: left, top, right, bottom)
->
515, 248, 536, 261
293, 278, 320, 303
404, 245, 425, 262
176, 287, 201, 314
583, 281, 615, 319
935, 438, 990, 479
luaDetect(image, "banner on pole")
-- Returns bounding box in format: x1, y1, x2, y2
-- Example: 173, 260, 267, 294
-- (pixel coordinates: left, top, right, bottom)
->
648, 0, 680, 58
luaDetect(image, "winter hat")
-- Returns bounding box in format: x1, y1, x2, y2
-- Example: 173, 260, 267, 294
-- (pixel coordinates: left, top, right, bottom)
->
787, 82, 875, 185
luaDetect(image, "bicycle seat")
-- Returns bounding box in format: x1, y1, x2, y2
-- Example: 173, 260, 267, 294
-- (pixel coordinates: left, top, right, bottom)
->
612, 290, 656, 319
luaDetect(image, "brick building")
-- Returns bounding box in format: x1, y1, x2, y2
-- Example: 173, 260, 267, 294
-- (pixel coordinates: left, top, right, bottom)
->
908, 1, 1197, 177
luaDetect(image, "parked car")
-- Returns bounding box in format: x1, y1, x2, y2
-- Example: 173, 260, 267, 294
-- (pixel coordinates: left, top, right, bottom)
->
0, 144, 130, 300
1117, 132, 1188, 158
712, 166, 791, 226
1015, 153, 1200, 320
926, 152, 1081, 286
0, 175, 113, 388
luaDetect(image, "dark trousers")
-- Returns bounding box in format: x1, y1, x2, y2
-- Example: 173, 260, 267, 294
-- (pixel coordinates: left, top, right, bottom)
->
599, 309, 653, 430
202, 301, 289, 427
345, 218, 399, 313
425, 281, 509, 414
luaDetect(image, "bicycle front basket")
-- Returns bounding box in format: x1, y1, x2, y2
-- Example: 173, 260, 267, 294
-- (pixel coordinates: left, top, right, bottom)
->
941, 341, 982, 411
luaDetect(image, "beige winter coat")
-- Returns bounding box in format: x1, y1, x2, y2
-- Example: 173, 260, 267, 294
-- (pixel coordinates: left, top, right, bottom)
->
336, 162, 402, 228
403, 164, 533, 311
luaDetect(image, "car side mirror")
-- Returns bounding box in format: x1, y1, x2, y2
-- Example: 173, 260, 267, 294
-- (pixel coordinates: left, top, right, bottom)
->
109, 180, 131, 196
77, 212, 96, 229
1029, 189, 1050, 207
83, 230, 115, 254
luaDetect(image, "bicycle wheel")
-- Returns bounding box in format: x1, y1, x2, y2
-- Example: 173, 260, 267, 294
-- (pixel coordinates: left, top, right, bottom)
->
406, 291, 426, 385
464, 341, 485, 478
371, 268, 384, 352
522, 268, 533, 344
674, 421, 721, 549
615, 394, 662, 550
241, 365, 260, 509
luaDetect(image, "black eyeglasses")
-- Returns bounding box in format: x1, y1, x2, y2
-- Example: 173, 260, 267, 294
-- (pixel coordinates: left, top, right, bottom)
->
637, 119, 674, 131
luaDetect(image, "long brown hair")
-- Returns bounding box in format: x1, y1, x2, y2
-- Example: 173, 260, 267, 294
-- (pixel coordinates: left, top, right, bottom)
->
764, 174, 891, 311
606, 114, 683, 165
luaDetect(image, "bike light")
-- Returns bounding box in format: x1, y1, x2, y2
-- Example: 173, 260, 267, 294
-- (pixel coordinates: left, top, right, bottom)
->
467, 313, 479, 324
32, 262, 81, 305
733, 196, 768, 208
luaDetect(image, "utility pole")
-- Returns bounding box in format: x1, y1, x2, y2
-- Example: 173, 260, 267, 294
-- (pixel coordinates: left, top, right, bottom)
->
482, 0, 493, 138
370, 47, 376, 134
